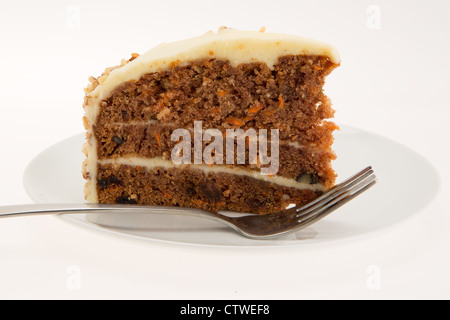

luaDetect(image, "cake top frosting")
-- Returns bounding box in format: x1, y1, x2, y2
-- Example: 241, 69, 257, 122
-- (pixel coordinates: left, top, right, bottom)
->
86, 27, 340, 103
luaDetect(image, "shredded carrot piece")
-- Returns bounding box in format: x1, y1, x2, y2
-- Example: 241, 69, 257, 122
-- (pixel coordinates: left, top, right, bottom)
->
217, 89, 228, 97
215, 201, 225, 208
207, 155, 213, 167
248, 104, 263, 113
225, 117, 245, 126
136, 166, 142, 172
278, 94, 284, 109
155, 132, 161, 146
264, 109, 277, 116
192, 199, 205, 206
162, 191, 173, 199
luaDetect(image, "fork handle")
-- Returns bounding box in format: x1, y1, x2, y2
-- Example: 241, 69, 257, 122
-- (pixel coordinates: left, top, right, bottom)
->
0, 203, 228, 221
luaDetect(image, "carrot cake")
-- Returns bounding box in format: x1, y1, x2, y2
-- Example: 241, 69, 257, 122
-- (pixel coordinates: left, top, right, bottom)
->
82, 27, 340, 214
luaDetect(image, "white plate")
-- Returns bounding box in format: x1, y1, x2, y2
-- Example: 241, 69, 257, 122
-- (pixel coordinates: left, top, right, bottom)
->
23, 125, 439, 247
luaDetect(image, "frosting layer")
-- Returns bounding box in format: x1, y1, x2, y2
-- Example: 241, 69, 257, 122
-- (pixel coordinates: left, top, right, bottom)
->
99, 157, 327, 192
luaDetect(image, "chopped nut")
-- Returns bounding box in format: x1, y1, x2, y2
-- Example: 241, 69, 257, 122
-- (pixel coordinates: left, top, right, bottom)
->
156, 107, 170, 120
98, 75, 107, 84
82, 116, 89, 129
112, 136, 123, 145
129, 194, 138, 200
130, 53, 140, 61
86, 83, 93, 92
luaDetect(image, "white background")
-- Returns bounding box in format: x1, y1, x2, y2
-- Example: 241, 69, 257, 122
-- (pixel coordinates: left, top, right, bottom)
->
0, 0, 449, 299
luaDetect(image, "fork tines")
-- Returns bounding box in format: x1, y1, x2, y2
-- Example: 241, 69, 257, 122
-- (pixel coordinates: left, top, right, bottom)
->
296, 166, 377, 223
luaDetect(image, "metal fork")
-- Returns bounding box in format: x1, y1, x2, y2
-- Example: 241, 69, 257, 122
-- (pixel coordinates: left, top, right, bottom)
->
0, 167, 376, 239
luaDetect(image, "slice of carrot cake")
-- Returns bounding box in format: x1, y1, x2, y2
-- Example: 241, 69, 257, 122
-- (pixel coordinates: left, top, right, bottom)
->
82, 27, 340, 214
